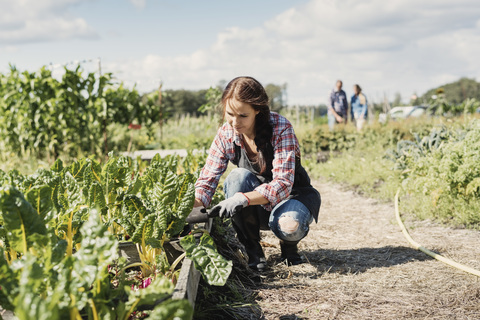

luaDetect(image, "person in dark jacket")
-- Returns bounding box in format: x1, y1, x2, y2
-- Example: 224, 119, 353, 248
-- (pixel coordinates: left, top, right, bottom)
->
328, 80, 348, 131
194, 76, 321, 272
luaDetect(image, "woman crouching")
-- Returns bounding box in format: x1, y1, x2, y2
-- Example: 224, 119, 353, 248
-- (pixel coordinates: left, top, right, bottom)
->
194, 76, 321, 272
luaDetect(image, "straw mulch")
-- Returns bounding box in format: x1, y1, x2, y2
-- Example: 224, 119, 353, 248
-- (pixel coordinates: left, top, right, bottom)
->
195, 180, 480, 319
254, 180, 480, 319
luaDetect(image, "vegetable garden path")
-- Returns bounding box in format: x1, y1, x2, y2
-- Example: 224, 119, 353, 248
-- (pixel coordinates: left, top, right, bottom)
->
253, 179, 480, 320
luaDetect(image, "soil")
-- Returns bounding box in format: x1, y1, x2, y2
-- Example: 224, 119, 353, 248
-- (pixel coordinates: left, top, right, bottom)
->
242, 179, 480, 319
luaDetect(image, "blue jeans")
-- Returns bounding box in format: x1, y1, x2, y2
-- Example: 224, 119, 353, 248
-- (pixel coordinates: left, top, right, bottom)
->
224, 168, 313, 242
328, 111, 346, 131
328, 112, 337, 131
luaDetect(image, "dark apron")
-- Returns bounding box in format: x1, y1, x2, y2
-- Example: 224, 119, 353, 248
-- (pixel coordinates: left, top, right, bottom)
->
232, 144, 321, 222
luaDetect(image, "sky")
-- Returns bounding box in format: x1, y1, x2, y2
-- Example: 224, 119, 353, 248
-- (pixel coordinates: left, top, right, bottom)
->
1, 0, 480, 106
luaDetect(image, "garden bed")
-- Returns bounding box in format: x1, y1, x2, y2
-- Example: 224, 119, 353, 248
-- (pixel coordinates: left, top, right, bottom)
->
118, 208, 213, 310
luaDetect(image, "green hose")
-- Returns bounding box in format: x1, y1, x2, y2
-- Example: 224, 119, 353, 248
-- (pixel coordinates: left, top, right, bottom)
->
395, 189, 480, 277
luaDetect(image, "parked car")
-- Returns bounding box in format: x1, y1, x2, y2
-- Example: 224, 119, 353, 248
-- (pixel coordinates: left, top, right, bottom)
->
389, 106, 427, 119
379, 105, 427, 123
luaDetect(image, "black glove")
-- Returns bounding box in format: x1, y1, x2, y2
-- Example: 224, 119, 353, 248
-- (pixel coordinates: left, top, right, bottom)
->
209, 193, 249, 218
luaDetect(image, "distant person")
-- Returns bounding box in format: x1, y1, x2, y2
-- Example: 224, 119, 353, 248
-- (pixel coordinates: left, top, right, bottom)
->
194, 76, 321, 272
328, 80, 348, 131
350, 84, 368, 131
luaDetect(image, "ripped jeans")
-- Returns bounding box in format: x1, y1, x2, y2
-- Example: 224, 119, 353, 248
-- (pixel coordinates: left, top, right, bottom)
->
224, 168, 313, 242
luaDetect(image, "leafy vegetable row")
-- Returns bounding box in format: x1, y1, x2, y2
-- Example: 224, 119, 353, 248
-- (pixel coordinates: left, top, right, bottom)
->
0, 152, 231, 319
386, 119, 480, 227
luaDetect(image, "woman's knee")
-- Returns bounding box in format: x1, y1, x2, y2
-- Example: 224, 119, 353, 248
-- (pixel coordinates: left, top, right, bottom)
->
269, 200, 311, 242
224, 168, 259, 197
225, 168, 251, 183
278, 216, 300, 234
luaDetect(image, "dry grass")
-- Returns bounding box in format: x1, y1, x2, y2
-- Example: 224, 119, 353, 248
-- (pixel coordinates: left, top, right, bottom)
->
254, 180, 480, 319
195, 179, 480, 319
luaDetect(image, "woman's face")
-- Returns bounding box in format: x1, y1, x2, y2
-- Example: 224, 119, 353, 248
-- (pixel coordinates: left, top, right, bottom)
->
225, 98, 259, 138
353, 86, 359, 95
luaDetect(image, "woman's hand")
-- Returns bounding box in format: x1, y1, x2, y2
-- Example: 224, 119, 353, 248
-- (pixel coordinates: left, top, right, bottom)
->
208, 193, 249, 218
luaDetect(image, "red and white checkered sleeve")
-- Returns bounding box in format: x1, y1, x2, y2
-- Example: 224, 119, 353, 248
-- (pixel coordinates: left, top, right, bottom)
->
255, 124, 298, 210
194, 129, 231, 207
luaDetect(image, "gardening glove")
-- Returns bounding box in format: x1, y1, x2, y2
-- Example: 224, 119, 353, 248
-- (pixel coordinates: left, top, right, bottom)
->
208, 193, 249, 218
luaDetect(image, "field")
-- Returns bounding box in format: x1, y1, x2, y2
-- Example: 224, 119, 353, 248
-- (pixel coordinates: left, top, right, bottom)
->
307, 116, 480, 229
254, 180, 480, 319
0, 153, 231, 319
192, 178, 480, 319
175, 114, 480, 320
1, 66, 480, 319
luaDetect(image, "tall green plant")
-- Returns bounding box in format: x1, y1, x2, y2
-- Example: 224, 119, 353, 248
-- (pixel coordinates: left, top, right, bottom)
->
0, 65, 160, 159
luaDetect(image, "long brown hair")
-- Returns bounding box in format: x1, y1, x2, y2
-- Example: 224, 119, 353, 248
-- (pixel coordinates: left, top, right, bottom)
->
354, 84, 366, 105
353, 84, 362, 95
221, 76, 272, 174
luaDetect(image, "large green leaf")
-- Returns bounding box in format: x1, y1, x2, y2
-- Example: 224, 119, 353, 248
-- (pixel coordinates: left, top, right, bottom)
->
148, 299, 193, 320
101, 154, 131, 193
51, 158, 63, 173
14, 254, 61, 320
152, 207, 168, 240
87, 181, 106, 211
6, 170, 24, 188
131, 213, 156, 244
25, 185, 55, 220
57, 172, 83, 210
0, 186, 47, 253
125, 171, 142, 196
83, 158, 102, 185
117, 194, 147, 237
0, 248, 19, 311
48, 177, 62, 212
122, 195, 146, 220
28, 171, 62, 214
149, 153, 164, 168
164, 155, 179, 172
180, 233, 232, 286
73, 209, 118, 292
168, 174, 195, 236
160, 170, 177, 205
65, 158, 88, 182
0, 169, 7, 186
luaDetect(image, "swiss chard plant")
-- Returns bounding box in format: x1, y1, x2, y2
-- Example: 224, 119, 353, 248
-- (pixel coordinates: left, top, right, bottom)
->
0, 152, 231, 319
0, 207, 193, 320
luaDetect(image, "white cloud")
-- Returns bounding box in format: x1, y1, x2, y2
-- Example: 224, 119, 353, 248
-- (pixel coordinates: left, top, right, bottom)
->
107, 0, 480, 105
0, 0, 97, 45
0, 46, 19, 54
128, 0, 146, 10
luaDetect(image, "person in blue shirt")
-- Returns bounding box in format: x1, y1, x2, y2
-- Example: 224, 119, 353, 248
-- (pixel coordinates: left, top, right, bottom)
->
350, 84, 368, 131
328, 80, 348, 131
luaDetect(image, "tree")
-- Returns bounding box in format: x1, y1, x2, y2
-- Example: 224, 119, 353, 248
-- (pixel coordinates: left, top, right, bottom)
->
392, 92, 402, 106
161, 89, 207, 115
420, 78, 480, 105
265, 83, 287, 111
198, 87, 222, 115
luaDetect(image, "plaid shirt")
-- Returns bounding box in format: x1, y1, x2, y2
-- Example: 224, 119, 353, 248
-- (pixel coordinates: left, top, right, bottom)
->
195, 112, 300, 211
